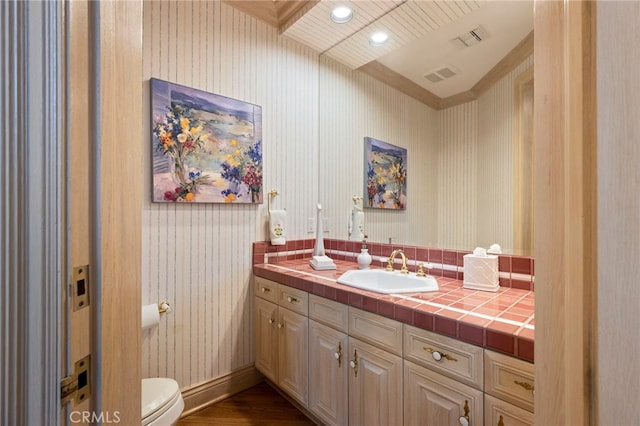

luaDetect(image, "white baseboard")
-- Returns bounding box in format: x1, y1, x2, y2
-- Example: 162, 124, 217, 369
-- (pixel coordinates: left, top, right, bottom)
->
180, 365, 264, 417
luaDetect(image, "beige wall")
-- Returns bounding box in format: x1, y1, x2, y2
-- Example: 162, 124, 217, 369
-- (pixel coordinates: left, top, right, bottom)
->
597, 2, 640, 423
142, 0, 535, 390
142, 1, 319, 387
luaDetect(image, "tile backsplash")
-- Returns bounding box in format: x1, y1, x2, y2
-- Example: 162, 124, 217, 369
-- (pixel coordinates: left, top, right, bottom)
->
253, 239, 535, 292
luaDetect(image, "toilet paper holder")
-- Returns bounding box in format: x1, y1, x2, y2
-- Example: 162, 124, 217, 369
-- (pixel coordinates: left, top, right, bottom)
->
158, 301, 172, 314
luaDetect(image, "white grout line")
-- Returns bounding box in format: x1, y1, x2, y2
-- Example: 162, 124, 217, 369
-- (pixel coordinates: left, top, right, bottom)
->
268, 263, 341, 283
265, 264, 535, 330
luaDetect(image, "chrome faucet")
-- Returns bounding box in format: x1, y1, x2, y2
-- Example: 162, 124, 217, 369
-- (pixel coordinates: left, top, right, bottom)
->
386, 249, 409, 274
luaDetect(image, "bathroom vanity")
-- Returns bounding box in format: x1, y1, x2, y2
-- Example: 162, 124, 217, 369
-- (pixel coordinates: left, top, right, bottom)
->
253, 251, 535, 426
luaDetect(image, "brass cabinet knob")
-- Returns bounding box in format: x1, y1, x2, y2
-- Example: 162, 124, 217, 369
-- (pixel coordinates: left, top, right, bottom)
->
458, 400, 470, 426
350, 349, 358, 377
424, 347, 458, 362
334, 342, 342, 367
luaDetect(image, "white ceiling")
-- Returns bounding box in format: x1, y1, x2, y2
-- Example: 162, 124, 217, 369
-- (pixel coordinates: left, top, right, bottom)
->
281, 0, 534, 98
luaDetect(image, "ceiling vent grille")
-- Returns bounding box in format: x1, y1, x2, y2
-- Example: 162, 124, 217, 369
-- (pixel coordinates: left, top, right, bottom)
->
453, 25, 489, 48
424, 65, 459, 84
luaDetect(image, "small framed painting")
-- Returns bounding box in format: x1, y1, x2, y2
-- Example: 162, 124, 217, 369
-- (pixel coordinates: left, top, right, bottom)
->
364, 137, 407, 210
150, 78, 263, 203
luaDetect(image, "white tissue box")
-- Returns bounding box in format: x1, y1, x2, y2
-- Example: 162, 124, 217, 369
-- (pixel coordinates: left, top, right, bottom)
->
463, 254, 499, 292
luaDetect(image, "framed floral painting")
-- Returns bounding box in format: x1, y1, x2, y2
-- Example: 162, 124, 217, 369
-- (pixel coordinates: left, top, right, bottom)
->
364, 137, 407, 210
150, 78, 263, 203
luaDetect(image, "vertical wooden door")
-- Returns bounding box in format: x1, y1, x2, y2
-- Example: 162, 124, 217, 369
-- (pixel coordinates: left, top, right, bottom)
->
63, 0, 143, 424
308, 320, 348, 426
277, 307, 308, 406
533, 1, 596, 424
348, 337, 402, 426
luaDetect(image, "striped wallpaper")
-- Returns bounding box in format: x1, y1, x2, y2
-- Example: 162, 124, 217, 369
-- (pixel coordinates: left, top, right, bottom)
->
142, 1, 319, 388
142, 0, 533, 391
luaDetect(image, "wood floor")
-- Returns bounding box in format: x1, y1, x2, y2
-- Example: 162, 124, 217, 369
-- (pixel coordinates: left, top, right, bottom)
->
177, 381, 316, 425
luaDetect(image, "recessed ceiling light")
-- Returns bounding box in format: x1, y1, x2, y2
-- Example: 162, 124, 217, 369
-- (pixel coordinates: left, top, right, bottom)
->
369, 31, 389, 46
331, 6, 352, 24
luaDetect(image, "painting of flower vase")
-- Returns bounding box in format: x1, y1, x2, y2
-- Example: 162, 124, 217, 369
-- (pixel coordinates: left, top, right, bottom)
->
364, 137, 407, 210
150, 78, 263, 203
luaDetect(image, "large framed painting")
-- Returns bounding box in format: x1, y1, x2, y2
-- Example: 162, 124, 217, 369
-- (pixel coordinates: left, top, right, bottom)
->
150, 78, 262, 203
364, 137, 407, 210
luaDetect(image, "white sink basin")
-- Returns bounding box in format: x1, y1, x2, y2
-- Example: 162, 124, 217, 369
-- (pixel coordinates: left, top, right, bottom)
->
336, 269, 439, 294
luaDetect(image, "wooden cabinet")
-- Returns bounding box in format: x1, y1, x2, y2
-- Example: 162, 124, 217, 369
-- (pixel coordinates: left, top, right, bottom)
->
348, 307, 403, 356
484, 394, 534, 426
255, 275, 537, 426
308, 295, 349, 425
348, 337, 403, 426
404, 324, 484, 389
254, 278, 308, 406
278, 306, 308, 404
404, 360, 483, 426
308, 300, 404, 426
254, 296, 278, 382
403, 325, 484, 426
484, 350, 535, 425
308, 320, 348, 426
346, 308, 403, 426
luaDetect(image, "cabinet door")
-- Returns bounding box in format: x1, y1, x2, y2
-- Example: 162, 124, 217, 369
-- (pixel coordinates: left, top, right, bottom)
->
308, 320, 348, 426
404, 360, 483, 426
278, 307, 308, 406
254, 297, 278, 382
484, 394, 534, 426
348, 337, 403, 426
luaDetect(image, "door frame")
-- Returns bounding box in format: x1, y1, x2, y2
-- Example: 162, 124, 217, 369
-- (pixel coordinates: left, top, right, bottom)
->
4, 0, 144, 423
533, 1, 597, 424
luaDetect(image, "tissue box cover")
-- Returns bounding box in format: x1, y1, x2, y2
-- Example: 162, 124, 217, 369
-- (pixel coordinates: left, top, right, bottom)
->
463, 254, 499, 292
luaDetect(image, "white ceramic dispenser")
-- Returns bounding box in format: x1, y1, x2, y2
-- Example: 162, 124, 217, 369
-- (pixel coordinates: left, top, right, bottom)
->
357, 238, 372, 269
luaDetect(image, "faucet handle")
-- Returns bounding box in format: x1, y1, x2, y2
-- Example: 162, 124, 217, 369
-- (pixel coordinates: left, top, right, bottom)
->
416, 263, 426, 277
386, 258, 394, 271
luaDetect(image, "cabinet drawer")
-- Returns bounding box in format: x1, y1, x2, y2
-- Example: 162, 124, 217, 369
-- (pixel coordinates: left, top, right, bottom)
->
484, 394, 534, 426
404, 324, 483, 389
348, 307, 402, 356
255, 276, 278, 303
277, 284, 308, 316
309, 294, 348, 333
485, 350, 535, 412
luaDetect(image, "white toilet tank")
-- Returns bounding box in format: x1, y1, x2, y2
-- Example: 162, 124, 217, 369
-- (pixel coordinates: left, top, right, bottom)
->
142, 378, 184, 426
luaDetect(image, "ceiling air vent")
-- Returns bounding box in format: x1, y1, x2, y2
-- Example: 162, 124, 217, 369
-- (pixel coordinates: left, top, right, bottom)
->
452, 25, 489, 48
424, 65, 459, 84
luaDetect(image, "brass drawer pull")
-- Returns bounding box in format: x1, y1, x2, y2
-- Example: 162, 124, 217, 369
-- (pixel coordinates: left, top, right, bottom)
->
514, 380, 534, 392
458, 400, 470, 426
334, 342, 342, 367
260, 286, 271, 293
349, 349, 358, 377
424, 347, 458, 362
286, 296, 298, 303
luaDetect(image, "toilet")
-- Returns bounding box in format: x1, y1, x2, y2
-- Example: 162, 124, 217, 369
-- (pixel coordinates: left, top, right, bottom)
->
141, 377, 184, 426
141, 303, 184, 425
